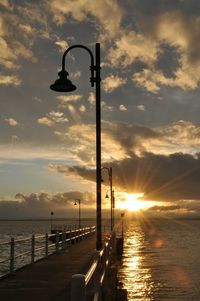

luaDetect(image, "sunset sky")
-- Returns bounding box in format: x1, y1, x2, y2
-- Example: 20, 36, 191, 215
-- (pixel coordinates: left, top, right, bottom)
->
1, 0, 200, 219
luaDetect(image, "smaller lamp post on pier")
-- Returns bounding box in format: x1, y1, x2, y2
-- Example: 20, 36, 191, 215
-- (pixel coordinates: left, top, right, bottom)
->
50, 211, 54, 231
102, 167, 115, 231
74, 199, 81, 229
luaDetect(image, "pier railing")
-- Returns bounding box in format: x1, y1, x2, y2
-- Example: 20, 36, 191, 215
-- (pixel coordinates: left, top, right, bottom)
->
71, 232, 115, 301
0, 226, 95, 278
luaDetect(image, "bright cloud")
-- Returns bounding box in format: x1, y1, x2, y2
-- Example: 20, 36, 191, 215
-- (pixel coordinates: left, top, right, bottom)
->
102, 74, 127, 93
57, 95, 82, 106
119, 104, 127, 111
37, 111, 68, 127
88, 92, 95, 105
137, 105, 145, 111
107, 29, 159, 68
0, 0, 11, 8
0, 73, 21, 86
5, 118, 18, 126
55, 39, 69, 53
48, 0, 123, 40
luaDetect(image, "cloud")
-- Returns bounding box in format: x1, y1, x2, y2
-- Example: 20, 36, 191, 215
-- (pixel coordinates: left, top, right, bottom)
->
0, 1, 52, 84
137, 105, 145, 111
5, 117, 18, 126
102, 101, 114, 112
37, 117, 54, 127
148, 205, 181, 212
50, 119, 200, 165
113, 151, 200, 202
119, 104, 127, 111
46, 119, 200, 203
130, 9, 200, 92
107, 29, 159, 68
33, 96, 42, 102
0, 0, 11, 8
55, 39, 69, 53
51, 122, 128, 163
37, 111, 68, 127
71, 71, 81, 78
0, 191, 96, 219
102, 74, 127, 93
52, 151, 200, 203
48, 0, 123, 41
104, 121, 160, 156
79, 104, 86, 113
132, 63, 200, 93
0, 73, 21, 86
0, 12, 36, 68
57, 95, 83, 108
88, 92, 95, 105
51, 123, 96, 163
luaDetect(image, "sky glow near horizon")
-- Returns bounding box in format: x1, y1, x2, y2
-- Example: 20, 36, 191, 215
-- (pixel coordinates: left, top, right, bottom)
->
1, 0, 200, 218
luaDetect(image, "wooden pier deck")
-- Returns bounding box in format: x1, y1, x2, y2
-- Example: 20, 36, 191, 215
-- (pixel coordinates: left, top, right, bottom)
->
0, 235, 97, 301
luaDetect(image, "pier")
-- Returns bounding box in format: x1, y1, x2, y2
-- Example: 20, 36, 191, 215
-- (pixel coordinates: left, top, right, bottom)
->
0, 228, 118, 301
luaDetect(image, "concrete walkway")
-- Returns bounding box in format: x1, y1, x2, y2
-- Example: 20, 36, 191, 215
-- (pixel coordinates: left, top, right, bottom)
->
0, 235, 97, 301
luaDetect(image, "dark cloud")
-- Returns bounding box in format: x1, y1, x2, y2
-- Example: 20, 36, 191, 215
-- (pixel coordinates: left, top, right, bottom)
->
0, 191, 95, 219
112, 152, 200, 202
52, 152, 200, 203
134, 0, 200, 64
104, 122, 160, 155
148, 205, 181, 212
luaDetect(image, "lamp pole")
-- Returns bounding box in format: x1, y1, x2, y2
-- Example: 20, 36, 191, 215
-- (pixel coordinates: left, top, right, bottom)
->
50, 43, 102, 250
50, 211, 54, 231
102, 166, 113, 231
74, 199, 81, 229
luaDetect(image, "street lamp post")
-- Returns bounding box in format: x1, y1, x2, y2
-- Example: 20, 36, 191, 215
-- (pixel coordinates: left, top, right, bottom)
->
74, 199, 81, 229
50, 43, 102, 250
102, 167, 114, 231
50, 211, 54, 231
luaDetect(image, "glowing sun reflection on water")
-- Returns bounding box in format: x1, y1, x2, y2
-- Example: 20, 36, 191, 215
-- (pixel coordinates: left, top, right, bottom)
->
117, 221, 156, 301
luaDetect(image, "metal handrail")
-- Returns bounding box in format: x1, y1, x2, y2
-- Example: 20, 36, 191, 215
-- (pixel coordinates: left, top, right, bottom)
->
0, 226, 95, 278
71, 232, 115, 301
85, 259, 98, 285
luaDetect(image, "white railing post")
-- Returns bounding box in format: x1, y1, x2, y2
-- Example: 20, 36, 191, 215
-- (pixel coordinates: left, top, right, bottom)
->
45, 233, 48, 257
10, 237, 15, 273
71, 274, 86, 301
31, 234, 35, 263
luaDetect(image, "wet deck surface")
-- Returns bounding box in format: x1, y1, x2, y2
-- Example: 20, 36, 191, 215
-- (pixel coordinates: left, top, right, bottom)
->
0, 235, 97, 301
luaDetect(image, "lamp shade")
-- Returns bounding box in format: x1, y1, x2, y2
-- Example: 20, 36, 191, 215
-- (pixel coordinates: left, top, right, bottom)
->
105, 193, 109, 199
50, 70, 76, 92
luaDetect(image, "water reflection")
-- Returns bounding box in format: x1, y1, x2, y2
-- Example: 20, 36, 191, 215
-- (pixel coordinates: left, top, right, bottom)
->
117, 219, 200, 301
118, 220, 156, 300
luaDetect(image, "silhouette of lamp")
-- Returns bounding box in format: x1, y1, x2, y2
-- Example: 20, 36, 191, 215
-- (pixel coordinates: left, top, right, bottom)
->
74, 199, 81, 229
50, 43, 102, 250
102, 166, 114, 231
50, 211, 54, 231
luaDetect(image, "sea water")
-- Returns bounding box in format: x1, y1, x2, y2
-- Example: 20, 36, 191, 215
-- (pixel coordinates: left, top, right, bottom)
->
118, 218, 200, 300
1, 218, 200, 300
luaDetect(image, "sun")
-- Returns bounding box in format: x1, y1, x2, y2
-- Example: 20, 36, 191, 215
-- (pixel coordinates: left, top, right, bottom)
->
118, 193, 147, 212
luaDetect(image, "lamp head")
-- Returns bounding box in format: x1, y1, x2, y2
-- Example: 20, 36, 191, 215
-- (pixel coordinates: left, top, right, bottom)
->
50, 70, 77, 92
74, 201, 77, 206
105, 193, 109, 199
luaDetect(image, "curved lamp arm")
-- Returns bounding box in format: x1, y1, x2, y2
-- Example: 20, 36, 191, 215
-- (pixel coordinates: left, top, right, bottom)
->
101, 166, 112, 177
62, 45, 95, 87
